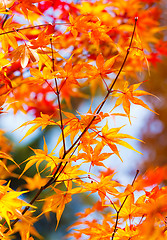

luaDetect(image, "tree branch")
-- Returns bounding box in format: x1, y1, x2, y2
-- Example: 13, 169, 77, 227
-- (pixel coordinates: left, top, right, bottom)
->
65, 17, 138, 156
50, 37, 66, 155
111, 170, 139, 240
3, 17, 138, 234
0, 22, 70, 36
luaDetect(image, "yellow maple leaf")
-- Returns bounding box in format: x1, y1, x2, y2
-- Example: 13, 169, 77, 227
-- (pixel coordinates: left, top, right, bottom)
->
0, 151, 19, 172
0, 181, 35, 229
13, 211, 42, 240
19, 137, 61, 178
39, 186, 83, 230
99, 121, 143, 161
0, 16, 22, 52
23, 174, 48, 191
13, 112, 57, 142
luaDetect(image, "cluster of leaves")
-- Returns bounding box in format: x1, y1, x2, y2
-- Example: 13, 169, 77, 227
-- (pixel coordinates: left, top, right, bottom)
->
0, 0, 167, 239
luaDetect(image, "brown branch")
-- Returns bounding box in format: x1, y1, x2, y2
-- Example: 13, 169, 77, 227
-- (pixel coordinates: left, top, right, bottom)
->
50, 37, 66, 155
111, 170, 139, 240
64, 17, 138, 156
3, 17, 138, 234
0, 22, 70, 36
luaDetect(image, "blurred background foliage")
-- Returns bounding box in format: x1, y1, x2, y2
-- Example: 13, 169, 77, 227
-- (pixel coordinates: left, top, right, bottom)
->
138, 0, 167, 173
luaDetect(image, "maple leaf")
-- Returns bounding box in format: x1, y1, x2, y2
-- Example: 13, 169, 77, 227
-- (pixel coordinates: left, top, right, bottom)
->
16, 0, 43, 19
75, 200, 107, 219
116, 222, 140, 239
76, 1, 109, 17
37, 44, 66, 71
58, 79, 89, 109
69, 9, 114, 47
0, 151, 19, 172
0, 0, 15, 9
118, 194, 141, 220
96, 53, 118, 75
55, 58, 86, 88
67, 14, 97, 38
0, 52, 10, 70
88, 21, 115, 46
19, 137, 61, 178
37, 50, 54, 71
86, 53, 118, 94
156, 40, 167, 57
78, 142, 113, 168
116, 184, 135, 199
39, 186, 82, 230
134, 167, 167, 190
0, 16, 22, 52
9, 43, 39, 68
136, 186, 167, 223
0, 72, 12, 97
0, 181, 35, 229
53, 162, 87, 188
147, 52, 161, 67
112, 81, 157, 124
67, 217, 114, 239
56, 107, 100, 148
23, 174, 48, 191
13, 211, 42, 240
98, 121, 142, 161
80, 174, 122, 205
14, 112, 57, 142
24, 67, 56, 86
29, 28, 51, 49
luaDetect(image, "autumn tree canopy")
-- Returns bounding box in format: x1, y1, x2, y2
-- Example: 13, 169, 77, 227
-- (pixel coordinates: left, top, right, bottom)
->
0, 0, 167, 239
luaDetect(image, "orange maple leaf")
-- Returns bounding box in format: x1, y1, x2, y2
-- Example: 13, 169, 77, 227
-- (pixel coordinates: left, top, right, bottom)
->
112, 81, 157, 124
80, 174, 122, 205
14, 112, 57, 142
98, 121, 142, 161
19, 137, 61, 178
78, 142, 113, 168
67, 13, 98, 38
86, 53, 118, 94
0, 16, 22, 52
55, 59, 85, 88
9, 43, 39, 68
16, 0, 43, 19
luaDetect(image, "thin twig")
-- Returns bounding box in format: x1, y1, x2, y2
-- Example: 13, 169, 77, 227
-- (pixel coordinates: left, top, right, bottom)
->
50, 142, 80, 186
50, 37, 66, 155
64, 17, 138, 156
111, 170, 139, 240
0, 22, 70, 36
1, 13, 10, 28
3, 17, 138, 234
